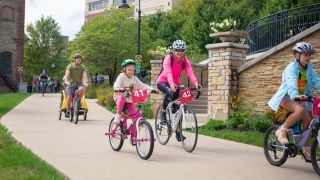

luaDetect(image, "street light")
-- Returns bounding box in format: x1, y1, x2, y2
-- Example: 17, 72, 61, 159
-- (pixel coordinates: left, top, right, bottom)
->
119, 0, 142, 79
51, 63, 55, 77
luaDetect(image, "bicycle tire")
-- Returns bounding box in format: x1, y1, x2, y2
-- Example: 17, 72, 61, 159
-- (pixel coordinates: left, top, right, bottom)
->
84, 112, 87, 120
108, 117, 124, 151
311, 130, 320, 176
74, 97, 80, 124
180, 105, 198, 153
136, 119, 154, 160
264, 125, 288, 166
155, 104, 171, 145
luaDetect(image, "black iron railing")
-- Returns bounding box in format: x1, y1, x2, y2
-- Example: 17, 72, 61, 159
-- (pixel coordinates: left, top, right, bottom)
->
246, 3, 320, 55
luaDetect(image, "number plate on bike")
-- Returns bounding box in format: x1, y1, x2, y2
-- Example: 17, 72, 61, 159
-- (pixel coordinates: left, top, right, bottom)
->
313, 96, 320, 116
179, 88, 194, 104
131, 89, 148, 104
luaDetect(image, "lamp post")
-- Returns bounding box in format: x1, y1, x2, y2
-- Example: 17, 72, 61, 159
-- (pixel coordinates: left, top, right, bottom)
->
51, 63, 55, 77
119, 0, 142, 79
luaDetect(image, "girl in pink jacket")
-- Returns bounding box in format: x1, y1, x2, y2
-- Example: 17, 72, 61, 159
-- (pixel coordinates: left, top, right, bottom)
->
156, 40, 201, 141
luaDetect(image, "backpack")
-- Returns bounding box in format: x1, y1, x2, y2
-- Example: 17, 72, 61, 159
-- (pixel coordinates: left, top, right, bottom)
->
158, 55, 186, 78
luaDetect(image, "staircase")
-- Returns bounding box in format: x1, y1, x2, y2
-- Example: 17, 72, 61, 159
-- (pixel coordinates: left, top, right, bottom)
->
189, 86, 209, 123
0, 70, 17, 92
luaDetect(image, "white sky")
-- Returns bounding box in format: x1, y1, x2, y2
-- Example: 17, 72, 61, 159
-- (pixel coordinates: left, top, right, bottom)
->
25, 0, 85, 40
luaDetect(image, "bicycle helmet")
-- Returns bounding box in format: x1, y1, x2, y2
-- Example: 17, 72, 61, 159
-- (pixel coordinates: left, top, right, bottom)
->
172, 40, 187, 50
293, 42, 315, 54
74, 53, 82, 59
121, 59, 136, 68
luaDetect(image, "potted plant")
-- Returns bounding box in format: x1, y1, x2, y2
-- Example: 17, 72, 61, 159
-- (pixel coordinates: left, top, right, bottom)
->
209, 18, 248, 42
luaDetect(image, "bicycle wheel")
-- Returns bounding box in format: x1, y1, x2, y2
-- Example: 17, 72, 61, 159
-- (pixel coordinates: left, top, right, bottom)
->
264, 125, 288, 166
84, 112, 87, 120
135, 119, 154, 160
74, 97, 80, 124
155, 104, 171, 145
180, 105, 198, 153
311, 130, 320, 176
108, 117, 124, 151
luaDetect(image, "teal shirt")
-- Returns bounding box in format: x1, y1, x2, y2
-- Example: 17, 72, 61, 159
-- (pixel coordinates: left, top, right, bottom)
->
268, 59, 320, 111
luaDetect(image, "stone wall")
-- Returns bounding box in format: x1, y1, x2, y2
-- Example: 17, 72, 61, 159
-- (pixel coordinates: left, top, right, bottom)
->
206, 43, 248, 120
0, 0, 24, 90
238, 29, 320, 113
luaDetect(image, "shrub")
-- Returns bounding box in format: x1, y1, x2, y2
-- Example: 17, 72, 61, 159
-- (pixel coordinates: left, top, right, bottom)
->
85, 84, 97, 99
202, 119, 226, 130
96, 84, 115, 110
141, 101, 153, 119
250, 115, 272, 133
227, 111, 250, 129
265, 107, 288, 125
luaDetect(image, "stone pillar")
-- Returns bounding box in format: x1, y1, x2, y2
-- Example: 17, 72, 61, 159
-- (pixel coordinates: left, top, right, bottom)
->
206, 42, 248, 120
149, 60, 163, 117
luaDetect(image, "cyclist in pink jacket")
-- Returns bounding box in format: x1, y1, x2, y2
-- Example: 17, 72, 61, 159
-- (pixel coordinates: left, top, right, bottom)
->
156, 40, 202, 141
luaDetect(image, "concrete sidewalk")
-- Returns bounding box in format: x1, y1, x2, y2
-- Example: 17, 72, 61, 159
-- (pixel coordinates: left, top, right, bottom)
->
1, 94, 318, 180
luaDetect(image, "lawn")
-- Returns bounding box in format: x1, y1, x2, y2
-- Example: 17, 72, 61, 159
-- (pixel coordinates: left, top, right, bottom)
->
0, 93, 64, 179
198, 129, 264, 147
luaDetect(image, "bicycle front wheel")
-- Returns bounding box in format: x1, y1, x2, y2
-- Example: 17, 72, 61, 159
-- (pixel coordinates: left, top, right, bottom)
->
136, 120, 154, 160
155, 104, 171, 145
179, 105, 198, 153
311, 129, 320, 176
264, 125, 288, 166
108, 117, 124, 151
74, 97, 80, 124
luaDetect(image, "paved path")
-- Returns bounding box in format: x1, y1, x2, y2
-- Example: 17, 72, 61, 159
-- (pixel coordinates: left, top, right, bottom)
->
1, 94, 319, 179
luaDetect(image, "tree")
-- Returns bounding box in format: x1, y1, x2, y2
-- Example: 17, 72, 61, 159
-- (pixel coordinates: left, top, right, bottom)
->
24, 16, 68, 82
71, 7, 152, 86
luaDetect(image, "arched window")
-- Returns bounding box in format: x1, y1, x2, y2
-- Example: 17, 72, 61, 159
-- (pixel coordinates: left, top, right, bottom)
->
1, 6, 14, 21
0, 51, 12, 76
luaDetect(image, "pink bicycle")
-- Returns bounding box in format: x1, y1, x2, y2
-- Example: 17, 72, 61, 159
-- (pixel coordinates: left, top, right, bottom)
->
105, 88, 158, 160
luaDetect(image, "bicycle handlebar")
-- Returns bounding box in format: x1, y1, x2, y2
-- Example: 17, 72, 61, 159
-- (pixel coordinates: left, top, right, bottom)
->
114, 88, 159, 94
293, 95, 313, 102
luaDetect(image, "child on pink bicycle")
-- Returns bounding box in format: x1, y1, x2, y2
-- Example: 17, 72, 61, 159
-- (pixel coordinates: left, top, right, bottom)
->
268, 42, 319, 160
113, 59, 158, 124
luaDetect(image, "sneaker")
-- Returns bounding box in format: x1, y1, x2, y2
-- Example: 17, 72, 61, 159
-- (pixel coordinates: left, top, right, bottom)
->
275, 127, 289, 144
175, 131, 186, 142
160, 111, 167, 125
65, 112, 70, 118
114, 114, 121, 124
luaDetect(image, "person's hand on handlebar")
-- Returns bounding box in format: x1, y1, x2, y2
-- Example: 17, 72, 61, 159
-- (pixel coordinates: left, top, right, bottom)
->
194, 83, 202, 92
170, 84, 177, 92
294, 95, 309, 101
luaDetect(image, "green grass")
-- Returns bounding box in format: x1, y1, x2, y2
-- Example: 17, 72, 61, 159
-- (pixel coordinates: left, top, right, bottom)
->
0, 93, 64, 179
198, 129, 264, 147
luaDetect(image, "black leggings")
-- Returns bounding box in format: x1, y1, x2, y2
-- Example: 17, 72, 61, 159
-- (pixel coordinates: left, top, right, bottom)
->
157, 82, 179, 110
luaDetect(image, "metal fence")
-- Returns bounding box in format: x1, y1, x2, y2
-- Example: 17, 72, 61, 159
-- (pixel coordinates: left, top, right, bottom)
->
246, 3, 320, 55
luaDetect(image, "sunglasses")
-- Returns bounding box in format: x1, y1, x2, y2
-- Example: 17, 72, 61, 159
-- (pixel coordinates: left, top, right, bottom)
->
175, 49, 185, 52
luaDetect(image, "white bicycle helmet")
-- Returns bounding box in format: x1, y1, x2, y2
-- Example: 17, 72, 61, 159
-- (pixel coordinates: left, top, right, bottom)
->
172, 40, 187, 50
293, 42, 315, 54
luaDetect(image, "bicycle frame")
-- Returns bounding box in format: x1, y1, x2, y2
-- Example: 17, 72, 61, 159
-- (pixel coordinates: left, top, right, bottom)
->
105, 108, 152, 143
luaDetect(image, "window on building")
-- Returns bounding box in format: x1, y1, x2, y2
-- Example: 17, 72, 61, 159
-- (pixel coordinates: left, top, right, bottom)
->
113, 0, 134, 5
168, 2, 170, 7
89, 0, 108, 11
0, 6, 14, 21
0, 51, 12, 77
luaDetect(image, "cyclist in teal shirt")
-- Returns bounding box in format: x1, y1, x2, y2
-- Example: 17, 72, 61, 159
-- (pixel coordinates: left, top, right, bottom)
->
268, 42, 319, 160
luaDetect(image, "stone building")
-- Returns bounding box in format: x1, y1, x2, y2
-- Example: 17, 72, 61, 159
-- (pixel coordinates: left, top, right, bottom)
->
0, 0, 25, 92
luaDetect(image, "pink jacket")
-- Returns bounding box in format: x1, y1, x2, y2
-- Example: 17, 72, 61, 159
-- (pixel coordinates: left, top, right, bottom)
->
156, 55, 198, 87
